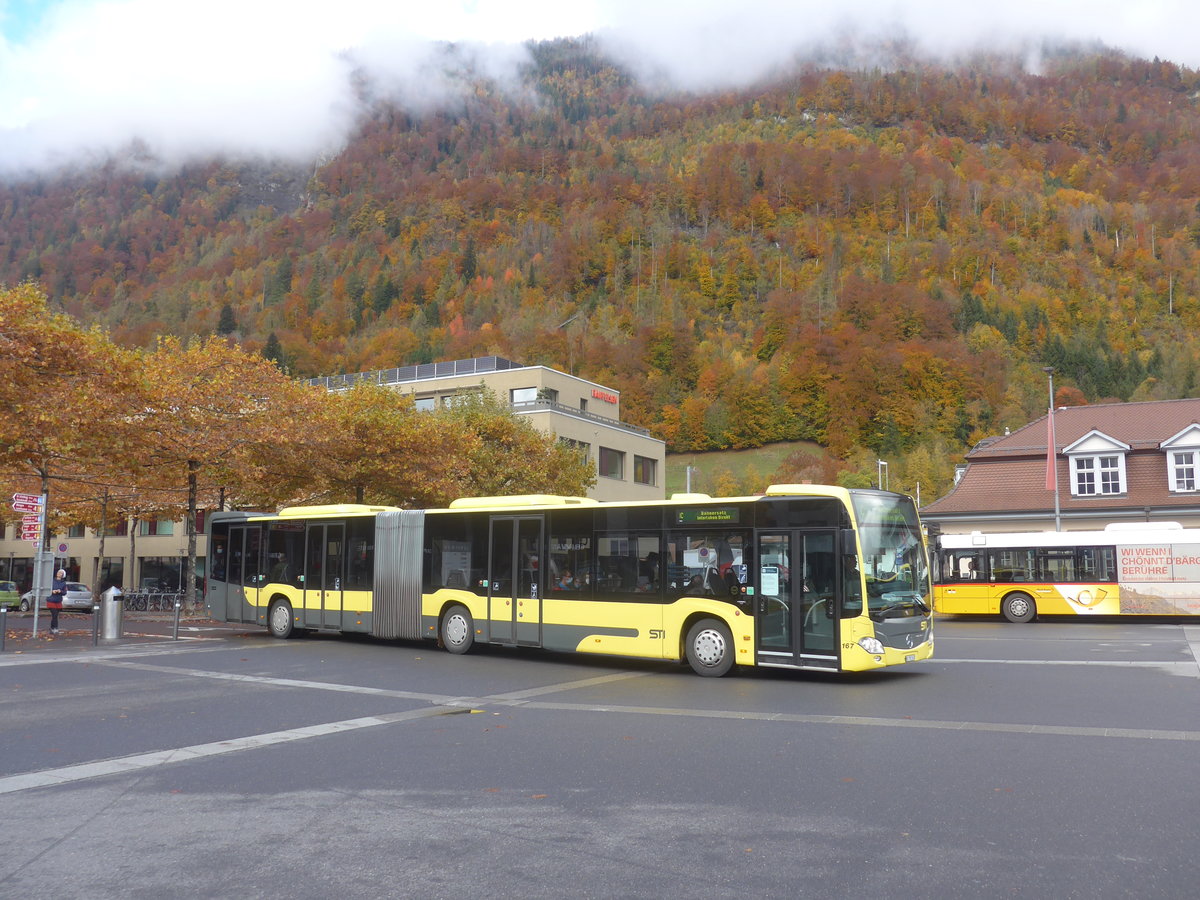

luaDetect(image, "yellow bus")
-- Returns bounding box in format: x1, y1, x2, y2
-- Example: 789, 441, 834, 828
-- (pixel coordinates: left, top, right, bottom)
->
206, 485, 933, 676
935, 523, 1200, 622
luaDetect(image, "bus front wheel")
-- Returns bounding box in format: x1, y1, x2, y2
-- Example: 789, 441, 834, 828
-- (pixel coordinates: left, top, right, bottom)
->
685, 618, 735, 677
268, 599, 295, 639
441, 604, 474, 655
1001, 592, 1036, 623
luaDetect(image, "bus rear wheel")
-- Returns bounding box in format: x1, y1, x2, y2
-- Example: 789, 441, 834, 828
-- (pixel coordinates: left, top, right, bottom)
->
441, 604, 474, 655
268, 599, 295, 639
1001, 592, 1036, 623
685, 618, 735, 677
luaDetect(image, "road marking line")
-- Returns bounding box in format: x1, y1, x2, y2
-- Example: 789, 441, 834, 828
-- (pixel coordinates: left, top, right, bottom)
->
92, 658, 451, 702
0, 707, 457, 796
0, 639, 284, 668
932, 658, 1198, 676
4, 653, 1199, 797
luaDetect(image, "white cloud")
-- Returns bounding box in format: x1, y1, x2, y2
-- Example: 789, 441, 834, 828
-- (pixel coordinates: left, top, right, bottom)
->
0, 0, 1196, 174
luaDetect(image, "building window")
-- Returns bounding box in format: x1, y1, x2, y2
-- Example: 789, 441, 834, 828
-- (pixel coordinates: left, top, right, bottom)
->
138, 519, 175, 536
412, 397, 435, 411
102, 518, 129, 537
559, 438, 590, 461
1170, 451, 1197, 492
599, 447, 625, 479
1071, 455, 1125, 496
68, 524, 86, 538
511, 387, 538, 404
634, 455, 657, 486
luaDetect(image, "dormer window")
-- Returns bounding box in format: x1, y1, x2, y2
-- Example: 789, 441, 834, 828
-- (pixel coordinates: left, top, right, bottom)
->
1064, 430, 1129, 498
1161, 424, 1200, 494
1071, 455, 1124, 495
1170, 451, 1197, 492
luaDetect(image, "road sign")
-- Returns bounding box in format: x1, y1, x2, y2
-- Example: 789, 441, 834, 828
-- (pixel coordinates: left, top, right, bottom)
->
12, 500, 41, 513
21, 526, 42, 542
22, 514, 40, 525
12, 492, 42, 506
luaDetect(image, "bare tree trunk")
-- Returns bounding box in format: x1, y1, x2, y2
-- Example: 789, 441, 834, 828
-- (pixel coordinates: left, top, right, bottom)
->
186, 459, 199, 606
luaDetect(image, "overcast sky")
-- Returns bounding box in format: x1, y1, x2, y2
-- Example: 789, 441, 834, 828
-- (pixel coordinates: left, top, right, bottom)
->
0, 0, 1196, 174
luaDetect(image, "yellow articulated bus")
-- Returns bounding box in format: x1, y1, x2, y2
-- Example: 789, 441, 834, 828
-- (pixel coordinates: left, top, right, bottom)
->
935, 523, 1200, 623
206, 485, 933, 676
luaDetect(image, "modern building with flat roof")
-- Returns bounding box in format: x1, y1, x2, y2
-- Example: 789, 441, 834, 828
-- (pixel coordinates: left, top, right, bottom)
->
308, 356, 667, 503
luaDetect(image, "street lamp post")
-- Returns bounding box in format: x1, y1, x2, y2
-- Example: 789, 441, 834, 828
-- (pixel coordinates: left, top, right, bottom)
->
1044, 367, 1062, 532
877, 460, 889, 491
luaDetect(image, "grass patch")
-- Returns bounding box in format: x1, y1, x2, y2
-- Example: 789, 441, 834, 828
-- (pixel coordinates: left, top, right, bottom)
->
665, 441, 827, 494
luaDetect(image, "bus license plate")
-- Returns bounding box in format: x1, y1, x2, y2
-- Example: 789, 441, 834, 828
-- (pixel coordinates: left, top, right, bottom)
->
905, 654, 916, 663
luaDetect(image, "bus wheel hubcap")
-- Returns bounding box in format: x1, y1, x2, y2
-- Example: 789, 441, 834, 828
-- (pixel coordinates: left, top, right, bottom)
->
694, 629, 726, 666
445, 614, 467, 645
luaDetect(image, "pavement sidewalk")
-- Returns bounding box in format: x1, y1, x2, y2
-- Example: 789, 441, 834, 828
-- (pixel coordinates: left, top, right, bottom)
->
0, 609, 242, 655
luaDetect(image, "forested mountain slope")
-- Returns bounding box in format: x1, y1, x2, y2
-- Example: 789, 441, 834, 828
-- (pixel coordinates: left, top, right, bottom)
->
3, 39, 1200, 496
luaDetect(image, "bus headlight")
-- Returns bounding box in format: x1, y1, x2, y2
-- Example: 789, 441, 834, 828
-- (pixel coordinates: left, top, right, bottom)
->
858, 636, 885, 655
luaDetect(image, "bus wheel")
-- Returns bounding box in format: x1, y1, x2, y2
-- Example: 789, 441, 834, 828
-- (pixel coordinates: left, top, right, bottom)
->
441, 604, 474, 655
268, 600, 295, 639
685, 618, 735, 677
1001, 592, 1036, 624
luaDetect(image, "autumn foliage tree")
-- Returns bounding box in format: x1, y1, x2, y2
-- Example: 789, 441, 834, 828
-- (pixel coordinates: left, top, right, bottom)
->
131, 336, 329, 596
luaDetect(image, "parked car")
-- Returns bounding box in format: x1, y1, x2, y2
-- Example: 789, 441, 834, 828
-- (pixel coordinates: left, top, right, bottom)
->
0, 581, 20, 611
19, 582, 94, 611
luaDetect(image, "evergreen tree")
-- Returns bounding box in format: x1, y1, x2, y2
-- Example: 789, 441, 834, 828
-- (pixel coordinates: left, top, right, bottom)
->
263, 332, 286, 370
216, 303, 237, 336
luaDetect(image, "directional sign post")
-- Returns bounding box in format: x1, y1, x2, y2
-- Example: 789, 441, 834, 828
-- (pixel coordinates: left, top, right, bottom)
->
11, 492, 43, 513
12, 494, 49, 635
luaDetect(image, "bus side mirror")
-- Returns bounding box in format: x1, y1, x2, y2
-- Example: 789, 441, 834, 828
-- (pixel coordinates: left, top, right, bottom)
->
841, 529, 857, 553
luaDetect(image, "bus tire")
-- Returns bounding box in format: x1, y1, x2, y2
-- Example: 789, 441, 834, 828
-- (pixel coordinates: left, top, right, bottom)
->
268, 599, 295, 639
1001, 592, 1036, 623
441, 604, 474, 655
685, 618, 735, 677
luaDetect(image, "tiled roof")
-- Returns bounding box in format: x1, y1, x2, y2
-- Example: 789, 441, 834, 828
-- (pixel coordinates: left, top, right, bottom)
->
922, 398, 1200, 518
967, 398, 1200, 459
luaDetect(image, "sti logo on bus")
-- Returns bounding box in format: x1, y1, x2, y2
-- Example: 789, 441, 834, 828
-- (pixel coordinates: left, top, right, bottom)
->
649, 629, 665, 639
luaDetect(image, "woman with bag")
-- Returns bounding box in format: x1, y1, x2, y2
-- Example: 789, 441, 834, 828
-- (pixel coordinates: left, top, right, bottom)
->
48, 568, 67, 634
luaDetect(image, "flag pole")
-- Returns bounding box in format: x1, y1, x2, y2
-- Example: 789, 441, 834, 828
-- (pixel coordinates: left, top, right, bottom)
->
1043, 366, 1061, 532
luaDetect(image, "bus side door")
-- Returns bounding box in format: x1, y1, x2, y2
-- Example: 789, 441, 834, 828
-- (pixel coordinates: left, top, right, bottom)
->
303, 522, 345, 629
488, 516, 544, 645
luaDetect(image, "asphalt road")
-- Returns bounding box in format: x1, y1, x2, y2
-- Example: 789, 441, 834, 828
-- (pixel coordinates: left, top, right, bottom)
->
1, 616, 1199, 899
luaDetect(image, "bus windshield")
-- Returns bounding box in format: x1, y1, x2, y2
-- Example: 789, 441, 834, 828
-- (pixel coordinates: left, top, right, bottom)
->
851, 492, 931, 618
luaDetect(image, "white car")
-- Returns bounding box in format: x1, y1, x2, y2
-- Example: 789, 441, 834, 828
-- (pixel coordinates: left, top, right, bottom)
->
19, 582, 94, 611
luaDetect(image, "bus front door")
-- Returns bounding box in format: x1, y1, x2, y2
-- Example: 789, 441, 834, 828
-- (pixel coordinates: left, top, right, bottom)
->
756, 531, 839, 669
488, 516, 544, 646
303, 522, 345, 629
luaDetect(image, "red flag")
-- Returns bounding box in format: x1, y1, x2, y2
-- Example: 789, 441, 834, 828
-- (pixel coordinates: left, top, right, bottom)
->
1045, 409, 1056, 491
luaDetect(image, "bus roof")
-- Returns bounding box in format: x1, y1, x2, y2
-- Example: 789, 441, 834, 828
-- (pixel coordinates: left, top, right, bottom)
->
939, 524, 1200, 549
271, 504, 402, 518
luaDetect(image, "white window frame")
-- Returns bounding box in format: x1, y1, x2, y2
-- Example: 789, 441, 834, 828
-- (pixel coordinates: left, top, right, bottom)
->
1070, 454, 1125, 496
1170, 450, 1197, 492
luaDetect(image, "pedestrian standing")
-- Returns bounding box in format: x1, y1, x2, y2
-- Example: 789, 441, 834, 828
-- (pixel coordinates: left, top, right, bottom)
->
48, 568, 67, 634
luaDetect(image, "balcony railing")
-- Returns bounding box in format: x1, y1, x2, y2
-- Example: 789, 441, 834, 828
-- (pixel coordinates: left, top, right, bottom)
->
306, 357, 653, 439
307, 356, 523, 391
